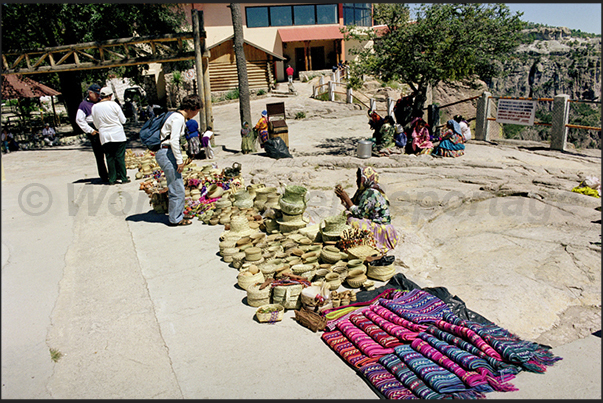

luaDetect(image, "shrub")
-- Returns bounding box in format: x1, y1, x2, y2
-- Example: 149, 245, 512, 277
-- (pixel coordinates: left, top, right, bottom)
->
295, 111, 306, 119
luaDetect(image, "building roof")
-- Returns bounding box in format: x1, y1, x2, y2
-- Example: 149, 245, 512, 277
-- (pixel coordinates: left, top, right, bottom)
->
208, 35, 286, 61
278, 25, 344, 42
1, 74, 61, 99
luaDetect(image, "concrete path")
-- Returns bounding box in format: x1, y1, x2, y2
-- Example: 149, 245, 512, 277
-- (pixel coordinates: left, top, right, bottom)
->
1, 81, 600, 399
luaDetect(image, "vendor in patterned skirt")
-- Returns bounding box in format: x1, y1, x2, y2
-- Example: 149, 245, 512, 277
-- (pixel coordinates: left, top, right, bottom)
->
431, 119, 465, 158
334, 166, 399, 253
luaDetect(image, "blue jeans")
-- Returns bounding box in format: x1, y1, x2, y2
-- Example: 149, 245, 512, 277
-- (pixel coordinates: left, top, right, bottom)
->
154, 148, 185, 224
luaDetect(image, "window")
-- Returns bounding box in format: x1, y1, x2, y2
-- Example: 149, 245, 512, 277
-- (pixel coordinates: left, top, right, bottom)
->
246, 6, 269, 28
294, 5, 315, 26
246, 4, 338, 27
343, 3, 372, 26
316, 4, 338, 25
270, 6, 293, 26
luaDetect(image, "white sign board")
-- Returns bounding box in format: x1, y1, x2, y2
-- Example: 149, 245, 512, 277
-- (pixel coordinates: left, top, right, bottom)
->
496, 99, 537, 126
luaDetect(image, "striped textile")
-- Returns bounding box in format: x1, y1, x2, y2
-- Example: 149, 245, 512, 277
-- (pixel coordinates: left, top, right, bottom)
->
349, 311, 403, 348
379, 288, 454, 324
321, 330, 376, 368
364, 308, 422, 341
446, 313, 563, 373
394, 344, 468, 394
360, 362, 417, 399
337, 317, 395, 357
320, 288, 562, 399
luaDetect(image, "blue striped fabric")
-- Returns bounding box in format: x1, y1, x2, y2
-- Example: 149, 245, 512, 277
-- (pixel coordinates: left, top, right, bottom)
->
394, 345, 468, 394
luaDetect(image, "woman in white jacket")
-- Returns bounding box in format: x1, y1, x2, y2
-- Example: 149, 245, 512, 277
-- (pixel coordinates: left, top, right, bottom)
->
91, 87, 128, 185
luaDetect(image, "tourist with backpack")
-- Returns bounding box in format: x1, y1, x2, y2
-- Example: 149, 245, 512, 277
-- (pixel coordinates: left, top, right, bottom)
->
154, 94, 202, 226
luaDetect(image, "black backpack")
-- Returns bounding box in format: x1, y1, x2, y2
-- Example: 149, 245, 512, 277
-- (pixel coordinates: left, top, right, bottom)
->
139, 111, 174, 151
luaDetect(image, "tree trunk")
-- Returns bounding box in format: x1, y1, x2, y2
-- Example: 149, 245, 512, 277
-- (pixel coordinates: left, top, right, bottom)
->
229, 3, 252, 129
58, 71, 86, 133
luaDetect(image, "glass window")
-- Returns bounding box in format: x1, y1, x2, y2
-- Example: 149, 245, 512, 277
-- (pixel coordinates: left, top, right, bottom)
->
316, 4, 338, 24
270, 6, 293, 26
246, 7, 269, 28
294, 5, 315, 25
343, 3, 372, 26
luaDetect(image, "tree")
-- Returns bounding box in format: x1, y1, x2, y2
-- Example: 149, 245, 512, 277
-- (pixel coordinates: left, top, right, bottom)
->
1, 3, 187, 133
228, 3, 252, 130
344, 3, 526, 124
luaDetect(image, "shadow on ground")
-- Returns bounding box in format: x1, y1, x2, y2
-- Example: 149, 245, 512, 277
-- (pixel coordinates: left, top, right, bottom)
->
295, 136, 359, 157
126, 210, 170, 225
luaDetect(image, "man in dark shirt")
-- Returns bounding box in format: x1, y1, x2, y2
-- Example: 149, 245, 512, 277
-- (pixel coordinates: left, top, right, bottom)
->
76, 84, 109, 183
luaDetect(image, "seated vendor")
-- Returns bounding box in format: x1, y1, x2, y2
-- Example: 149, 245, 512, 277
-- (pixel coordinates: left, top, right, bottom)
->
334, 166, 399, 254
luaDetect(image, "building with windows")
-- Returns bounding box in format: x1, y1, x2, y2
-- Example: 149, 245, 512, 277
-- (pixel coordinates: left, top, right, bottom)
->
185, 3, 375, 86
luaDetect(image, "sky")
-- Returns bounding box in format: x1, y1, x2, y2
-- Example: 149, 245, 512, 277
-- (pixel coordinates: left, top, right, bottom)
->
408, 3, 601, 35
504, 3, 601, 35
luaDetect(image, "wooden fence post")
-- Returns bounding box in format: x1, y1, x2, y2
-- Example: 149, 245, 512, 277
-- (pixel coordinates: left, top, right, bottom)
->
347, 87, 353, 104
329, 81, 335, 102
475, 92, 491, 141
550, 94, 570, 151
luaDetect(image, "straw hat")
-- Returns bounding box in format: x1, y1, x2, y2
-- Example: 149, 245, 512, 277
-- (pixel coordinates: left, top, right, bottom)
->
320, 213, 352, 242
244, 246, 263, 261
215, 196, 232, 209
320, 245, 342, 264
232, 189, 254, 209
206, 184, 225, 199
221, 215, 259, 241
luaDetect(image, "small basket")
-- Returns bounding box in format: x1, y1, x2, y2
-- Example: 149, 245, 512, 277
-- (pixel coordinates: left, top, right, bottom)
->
256, 303, 285, 322
346, 274, 368, 288
237, 270, 265, 291
367, 264, 396, 282
272, 284, 303, 310
247, 283, 272, 307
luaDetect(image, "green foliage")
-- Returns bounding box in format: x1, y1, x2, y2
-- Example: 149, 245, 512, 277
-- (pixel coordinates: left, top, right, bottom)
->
295, 111, 306, 119
223, 88, 240, 100
316, 92, 330, 102
256, 89, 266, 96
344, 4, 525, 116
502, 124, 525, 139
1, 4, 187, 130
171, 71, 183, 85
49, 348, 63, 362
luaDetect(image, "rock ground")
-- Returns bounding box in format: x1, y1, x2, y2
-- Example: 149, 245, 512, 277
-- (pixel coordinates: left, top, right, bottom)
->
1, 79, 600, 399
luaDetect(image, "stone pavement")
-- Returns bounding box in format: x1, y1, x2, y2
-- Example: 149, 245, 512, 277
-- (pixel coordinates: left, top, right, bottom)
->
1, 81, 600, 399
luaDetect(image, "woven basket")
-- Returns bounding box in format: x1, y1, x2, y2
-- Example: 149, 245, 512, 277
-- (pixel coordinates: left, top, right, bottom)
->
291, 263, 315, 275
231, 252, 247, 269
237, 270, 265, 291
325, 272, 341, 291
260, 259, 283, 279
320, 246, 342, 264
347, 267, 367, 278
367, 264, 396, 282
346, 274, 368, 288
272, 284, 303, 310
247, 283, 272, 307
346, 244, 381, 262
256, 304, 285, 323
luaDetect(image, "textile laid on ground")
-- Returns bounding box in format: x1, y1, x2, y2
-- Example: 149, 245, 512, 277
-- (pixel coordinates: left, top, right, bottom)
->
321, 288, 561, 399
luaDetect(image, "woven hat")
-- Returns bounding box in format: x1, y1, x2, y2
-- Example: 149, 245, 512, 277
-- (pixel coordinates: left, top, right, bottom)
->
320, 213, 351, 241
232, 189, 254, 208
221, 215, 259, 241
215, 196, 232, 209
276, 212, 308, 226
206, 184, 225, 199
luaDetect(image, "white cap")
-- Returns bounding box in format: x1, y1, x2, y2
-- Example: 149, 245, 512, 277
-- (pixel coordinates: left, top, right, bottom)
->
100, 87, 113, 97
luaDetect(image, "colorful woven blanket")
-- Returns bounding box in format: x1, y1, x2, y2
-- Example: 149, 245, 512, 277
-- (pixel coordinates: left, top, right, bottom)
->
321, 288, 562, 399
